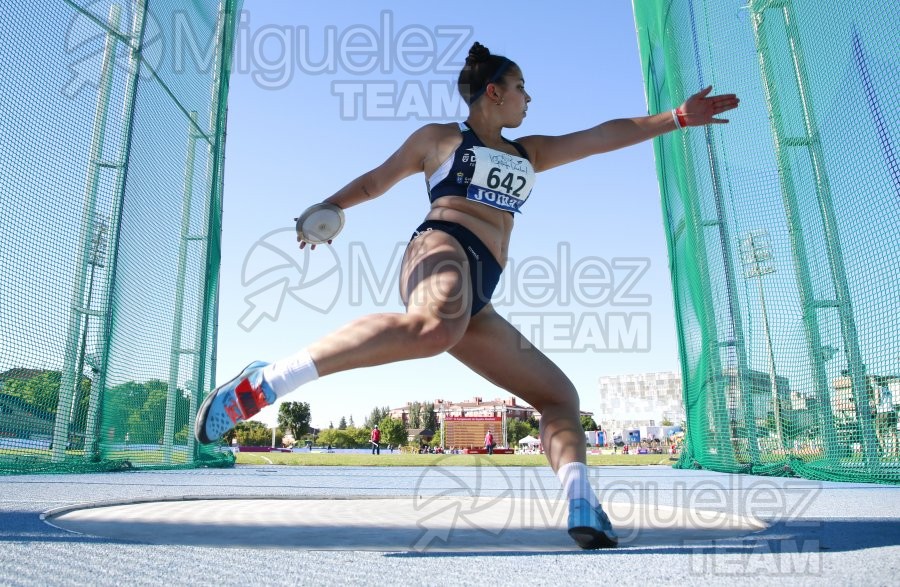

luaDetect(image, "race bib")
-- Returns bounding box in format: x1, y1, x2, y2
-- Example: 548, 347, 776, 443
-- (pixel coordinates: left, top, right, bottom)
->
466, 146, 535, 213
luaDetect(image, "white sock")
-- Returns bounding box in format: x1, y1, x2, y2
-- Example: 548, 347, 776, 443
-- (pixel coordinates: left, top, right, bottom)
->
557, 462, 599, 508
262, 349, 319, 399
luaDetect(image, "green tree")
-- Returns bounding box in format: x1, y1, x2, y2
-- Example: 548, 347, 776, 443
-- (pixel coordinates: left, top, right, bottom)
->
580, 415, 598, 431
349, 426, 370, 447
338, 416, 347, 430
506, 419, 534, 445
317, 427, 358, 448
316, 428, 339, 447
378, 416, 407, 447
408, 402, 422, 428
127, 382, 167, 444
348, 415, 355, 428
1, 370, 61, 413
1, 369, 93, 439
103, 379, 189, 444
118, 380, 185, 444
421, 402, 438, 432
174, 425, 190, 445
339, 428, 355, 448
278, 401, 311, 438
365, 406, 391, 429
234, 420, 279, 446
661, 417, 674, 427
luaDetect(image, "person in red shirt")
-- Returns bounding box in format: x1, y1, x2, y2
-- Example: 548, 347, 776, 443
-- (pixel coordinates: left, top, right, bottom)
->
371, 425, 381, 455
485, 429, 494, 455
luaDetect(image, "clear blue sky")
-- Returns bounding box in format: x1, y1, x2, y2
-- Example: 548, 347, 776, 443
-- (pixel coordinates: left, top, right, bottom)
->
217, 1, 681, 429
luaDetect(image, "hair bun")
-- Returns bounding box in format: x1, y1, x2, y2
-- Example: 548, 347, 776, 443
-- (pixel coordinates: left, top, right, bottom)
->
465, 42, 491, 65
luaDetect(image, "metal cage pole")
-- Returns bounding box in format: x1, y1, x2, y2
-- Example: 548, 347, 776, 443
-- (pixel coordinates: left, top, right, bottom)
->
192, 0, 230, 459
83, 0, 148, 460
750, 0, 876, 465
54, 5, 123, 463
164, 111, 201, 464
687, 0, 761, 468
166, 0, 229, 462
781, 4, 879, 468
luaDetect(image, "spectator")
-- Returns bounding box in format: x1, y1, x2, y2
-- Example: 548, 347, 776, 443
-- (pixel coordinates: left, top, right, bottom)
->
485, 429, 495, 455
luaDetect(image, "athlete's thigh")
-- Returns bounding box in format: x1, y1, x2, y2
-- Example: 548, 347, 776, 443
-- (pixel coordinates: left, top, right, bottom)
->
400, 228, 472, 322
449, 307, 576, 406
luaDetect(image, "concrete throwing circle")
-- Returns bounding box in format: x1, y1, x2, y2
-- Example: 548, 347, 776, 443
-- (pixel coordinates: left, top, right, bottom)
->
43, 496, 767, 552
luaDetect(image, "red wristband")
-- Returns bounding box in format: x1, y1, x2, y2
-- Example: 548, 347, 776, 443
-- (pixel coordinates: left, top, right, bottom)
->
675, 107, 688, 128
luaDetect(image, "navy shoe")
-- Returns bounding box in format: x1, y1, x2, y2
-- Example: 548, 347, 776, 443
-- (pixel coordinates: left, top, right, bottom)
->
195, 361, 274, 444
568, 498, 619, 549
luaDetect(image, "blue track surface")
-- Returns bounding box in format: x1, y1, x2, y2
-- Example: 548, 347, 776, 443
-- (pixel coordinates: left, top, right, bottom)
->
1, 465, 898, 585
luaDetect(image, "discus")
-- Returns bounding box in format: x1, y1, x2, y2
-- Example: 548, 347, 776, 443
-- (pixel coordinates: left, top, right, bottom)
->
294, 202, 345, 245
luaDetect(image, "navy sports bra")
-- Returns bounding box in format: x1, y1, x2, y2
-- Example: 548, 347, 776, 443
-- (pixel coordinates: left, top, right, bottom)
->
427, 122, 536, 214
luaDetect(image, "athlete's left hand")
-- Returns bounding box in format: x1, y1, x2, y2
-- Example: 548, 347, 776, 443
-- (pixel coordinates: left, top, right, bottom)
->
677, 86, 740, 126
298, 239, 332, 251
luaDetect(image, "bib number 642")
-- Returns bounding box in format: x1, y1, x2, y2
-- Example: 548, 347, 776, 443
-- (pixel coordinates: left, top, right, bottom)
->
487, 167, 527, 196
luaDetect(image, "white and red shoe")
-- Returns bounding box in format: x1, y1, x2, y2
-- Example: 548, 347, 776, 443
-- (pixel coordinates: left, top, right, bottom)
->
194, 361, 274, 444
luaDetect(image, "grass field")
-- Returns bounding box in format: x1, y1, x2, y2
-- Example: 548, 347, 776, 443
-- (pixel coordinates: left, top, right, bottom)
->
235, 452, 678, 467
0, 449, 677, 468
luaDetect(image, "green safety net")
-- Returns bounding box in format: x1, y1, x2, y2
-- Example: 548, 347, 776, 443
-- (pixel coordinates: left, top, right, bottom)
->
0, 0, 243, 473
633, 0, 900, 483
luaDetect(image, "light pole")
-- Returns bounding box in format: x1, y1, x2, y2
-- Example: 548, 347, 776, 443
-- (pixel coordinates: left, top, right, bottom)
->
439, 401, 445, 450
501, 405, 507, 449
740, 230, 784, 447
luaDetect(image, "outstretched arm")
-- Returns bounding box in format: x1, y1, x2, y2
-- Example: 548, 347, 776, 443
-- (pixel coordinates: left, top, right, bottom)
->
298, 124, 439, 248
322, 124, 440, 210
518, 86, 739, 172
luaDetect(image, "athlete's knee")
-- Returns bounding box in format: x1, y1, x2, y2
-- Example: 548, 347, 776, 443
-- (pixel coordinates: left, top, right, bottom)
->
532, 380, 580, 415
405, 314, 466, 357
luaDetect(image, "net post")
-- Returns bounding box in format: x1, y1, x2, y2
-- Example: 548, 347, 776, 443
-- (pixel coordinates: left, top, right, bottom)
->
192, 0, 231, 461
82, 0, 149, 462
750, 0, 878, 467
780, 3, 880, 470
164, 111, 201, 465
53, 4, 123, 464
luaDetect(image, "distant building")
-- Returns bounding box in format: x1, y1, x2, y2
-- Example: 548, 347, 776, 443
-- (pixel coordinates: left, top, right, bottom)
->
388, 396, 594, 450
390, 397, 529, 424
831, 374, 900, 419
597, 371, 684, 433
722, 367, 792, 428
389, 396, 593, 425
406, 428, 435, 444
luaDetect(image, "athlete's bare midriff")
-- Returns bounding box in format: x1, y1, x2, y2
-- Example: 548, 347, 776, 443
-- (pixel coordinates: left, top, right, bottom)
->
424, 197, 513, 265
422, 123, 522, 265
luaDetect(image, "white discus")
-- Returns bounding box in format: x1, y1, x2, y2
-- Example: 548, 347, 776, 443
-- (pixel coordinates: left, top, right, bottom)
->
294, 202, 345, 244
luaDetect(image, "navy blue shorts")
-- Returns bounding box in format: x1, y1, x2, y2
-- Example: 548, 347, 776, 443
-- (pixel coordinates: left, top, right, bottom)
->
410, 220, 502, 316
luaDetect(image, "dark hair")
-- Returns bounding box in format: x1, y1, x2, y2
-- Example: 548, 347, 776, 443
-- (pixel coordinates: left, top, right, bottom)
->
457, 42, 517, 105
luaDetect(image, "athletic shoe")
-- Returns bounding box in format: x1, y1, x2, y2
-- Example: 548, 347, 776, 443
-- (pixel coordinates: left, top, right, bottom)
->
568, 498, 619, 549
195, 361, 274, 444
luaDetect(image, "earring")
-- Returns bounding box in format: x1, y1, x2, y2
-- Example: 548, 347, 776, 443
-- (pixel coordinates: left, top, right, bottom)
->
496, 98, 504, 106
